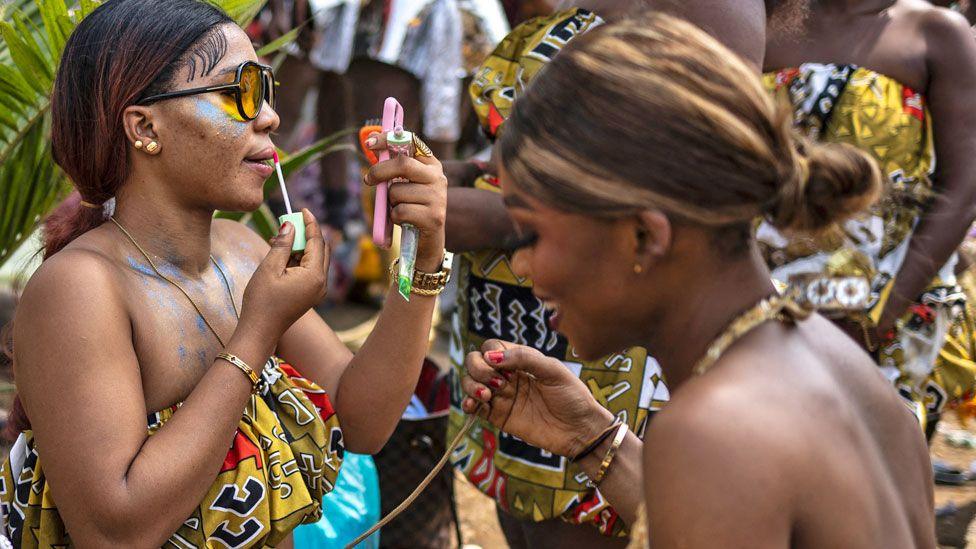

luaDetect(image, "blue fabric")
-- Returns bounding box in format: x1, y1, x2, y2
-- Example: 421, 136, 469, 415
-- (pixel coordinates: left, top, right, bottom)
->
294, 452, 381, 549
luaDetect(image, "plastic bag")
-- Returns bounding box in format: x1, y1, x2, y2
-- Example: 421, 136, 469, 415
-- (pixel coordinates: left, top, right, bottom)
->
294, 452, 381, 549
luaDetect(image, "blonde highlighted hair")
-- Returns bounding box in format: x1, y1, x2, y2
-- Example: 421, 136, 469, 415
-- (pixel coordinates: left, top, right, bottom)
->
500, 12, 880, 241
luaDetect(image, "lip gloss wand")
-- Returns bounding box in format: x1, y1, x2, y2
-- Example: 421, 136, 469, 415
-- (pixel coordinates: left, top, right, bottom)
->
273, 151, 306, 252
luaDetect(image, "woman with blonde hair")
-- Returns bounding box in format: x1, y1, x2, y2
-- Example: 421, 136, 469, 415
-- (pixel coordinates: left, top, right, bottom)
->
460, 13, 935, 547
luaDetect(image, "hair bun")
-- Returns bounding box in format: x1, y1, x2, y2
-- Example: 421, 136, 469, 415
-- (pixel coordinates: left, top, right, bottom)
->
768, 136, 882, 233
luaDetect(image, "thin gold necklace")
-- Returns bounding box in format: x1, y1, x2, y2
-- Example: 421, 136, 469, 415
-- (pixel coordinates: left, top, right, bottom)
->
110, 216, 240, 347
693, 293, 810, 376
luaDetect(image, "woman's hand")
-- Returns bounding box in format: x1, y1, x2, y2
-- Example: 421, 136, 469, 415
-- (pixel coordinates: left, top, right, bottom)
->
239, 209, 329, 341
461, 340, 615, 458
364, 131, 448, 270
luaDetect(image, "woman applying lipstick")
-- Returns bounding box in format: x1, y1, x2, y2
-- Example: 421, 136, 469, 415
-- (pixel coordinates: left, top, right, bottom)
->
0, 0, 446, 546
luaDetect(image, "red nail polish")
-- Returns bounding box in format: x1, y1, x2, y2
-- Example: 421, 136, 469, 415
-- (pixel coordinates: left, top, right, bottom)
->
502, 371, 513, 381
489, 378, 503, 389
485, 351, 504, 364
479, 388, 490, 400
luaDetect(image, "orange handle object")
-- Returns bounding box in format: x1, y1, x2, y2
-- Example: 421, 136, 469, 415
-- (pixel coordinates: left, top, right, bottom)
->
359, 124, 382, 166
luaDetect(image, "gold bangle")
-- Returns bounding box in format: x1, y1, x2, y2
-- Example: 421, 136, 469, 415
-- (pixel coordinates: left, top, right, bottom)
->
389, 254, 452, 296
591, 423, 628, 487
217, 352, 260, 393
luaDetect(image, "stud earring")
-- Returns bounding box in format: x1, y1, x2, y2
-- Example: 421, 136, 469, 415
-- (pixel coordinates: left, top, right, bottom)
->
134, 140, 143, 149
145, 141, 160, 153
634, 263, 643, 274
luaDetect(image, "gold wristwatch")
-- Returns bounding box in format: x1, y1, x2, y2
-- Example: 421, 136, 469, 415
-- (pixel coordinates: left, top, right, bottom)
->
389, 252, 454, 296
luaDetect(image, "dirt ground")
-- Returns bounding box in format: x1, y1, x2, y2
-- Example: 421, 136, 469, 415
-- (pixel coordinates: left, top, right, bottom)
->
455, 471, 508, 549
931, 415, 976, 548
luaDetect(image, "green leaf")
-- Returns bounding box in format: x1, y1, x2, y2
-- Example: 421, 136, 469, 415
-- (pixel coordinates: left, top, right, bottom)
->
249, 203, 277, 239
280, 127, 358, 177
214, 211, 246, 221
37, 0, 69, 58
13, 13, 54, 75
255, 26, 300, 57
77, 0, 100, 19
0, 102, 48, 166
208, 0, 263, 27
262, 142, 356, 198
1, 21, 51, 94
0, 63, 36, 104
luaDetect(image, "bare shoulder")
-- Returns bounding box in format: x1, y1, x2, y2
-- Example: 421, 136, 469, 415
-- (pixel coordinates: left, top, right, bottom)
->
18, 246, 125, 320
14, 247, 132, 379
647, 368, 801, 481
212, 218, 270, 263
643, 372, 799, 542
899, 0, 972, 46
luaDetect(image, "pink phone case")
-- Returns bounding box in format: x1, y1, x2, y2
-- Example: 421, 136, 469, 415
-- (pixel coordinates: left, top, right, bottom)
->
372, 97, 403, 248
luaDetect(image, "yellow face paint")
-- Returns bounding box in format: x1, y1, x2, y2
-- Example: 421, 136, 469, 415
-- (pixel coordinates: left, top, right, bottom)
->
218, 93, 247, 122
194, 97, 247, 138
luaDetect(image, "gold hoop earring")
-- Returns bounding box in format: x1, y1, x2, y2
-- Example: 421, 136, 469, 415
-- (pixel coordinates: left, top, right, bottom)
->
146, 141, 160, 153
134, 140, 143, 149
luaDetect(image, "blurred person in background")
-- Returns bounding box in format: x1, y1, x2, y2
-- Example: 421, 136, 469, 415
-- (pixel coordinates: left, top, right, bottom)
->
760, 0, 976, 440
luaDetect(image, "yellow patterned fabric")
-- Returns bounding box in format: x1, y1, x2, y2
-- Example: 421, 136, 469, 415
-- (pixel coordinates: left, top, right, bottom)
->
760, 64, 976, 423
469, 8, 603, 139
0, 359, 344, 548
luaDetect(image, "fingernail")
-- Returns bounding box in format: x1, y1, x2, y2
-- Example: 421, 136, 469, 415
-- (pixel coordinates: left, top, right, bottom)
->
489, 378, 504, 389
485, 351, 504, 365
478, 388, 490, 400
365, 137, 377, 147
280, 222, 292, 235
502, 371, 513, 381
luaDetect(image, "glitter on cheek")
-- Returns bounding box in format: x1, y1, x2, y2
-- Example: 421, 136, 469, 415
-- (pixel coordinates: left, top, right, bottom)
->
193, 97, 247, 137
